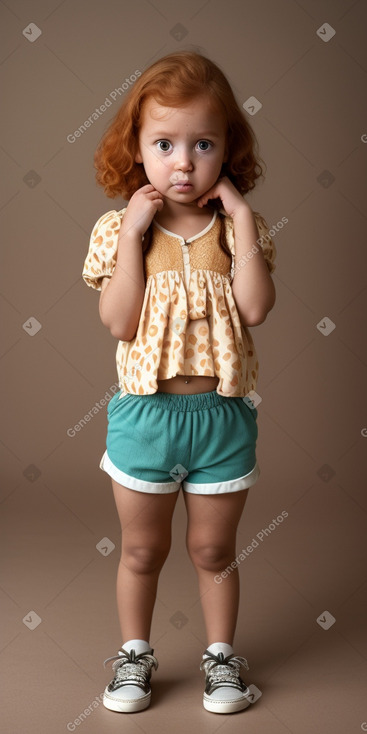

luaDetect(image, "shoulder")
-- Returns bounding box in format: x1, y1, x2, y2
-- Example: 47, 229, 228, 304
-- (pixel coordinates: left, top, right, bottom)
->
82, 207, 128, 291
90, 207, 128, 237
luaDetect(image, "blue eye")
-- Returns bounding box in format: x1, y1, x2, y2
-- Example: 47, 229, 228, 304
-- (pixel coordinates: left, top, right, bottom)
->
156, 140, 171, 152
197, 140, 212, 151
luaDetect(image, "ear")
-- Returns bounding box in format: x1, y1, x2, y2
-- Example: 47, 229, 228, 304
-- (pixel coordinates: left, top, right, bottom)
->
135, 149, 143, 164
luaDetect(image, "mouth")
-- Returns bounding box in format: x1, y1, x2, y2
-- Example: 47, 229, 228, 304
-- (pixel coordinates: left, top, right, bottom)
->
169, 173, 193, 191
173, 182, 193, 191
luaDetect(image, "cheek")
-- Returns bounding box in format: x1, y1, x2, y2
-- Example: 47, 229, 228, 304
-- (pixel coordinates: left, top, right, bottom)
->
212, 153, 226, 172
146, 153, 165, 170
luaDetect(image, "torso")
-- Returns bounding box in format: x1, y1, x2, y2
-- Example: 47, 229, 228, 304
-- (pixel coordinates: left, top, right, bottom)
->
157, 375, 219, 394
154, 207, 220, 395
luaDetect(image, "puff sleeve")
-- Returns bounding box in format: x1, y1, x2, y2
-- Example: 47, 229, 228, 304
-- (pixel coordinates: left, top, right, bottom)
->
82, 208, 126, 291
223, 210, 277, 279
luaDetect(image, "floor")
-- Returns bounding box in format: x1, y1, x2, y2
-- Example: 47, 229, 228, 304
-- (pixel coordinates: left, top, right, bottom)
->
2, 450, 366, 734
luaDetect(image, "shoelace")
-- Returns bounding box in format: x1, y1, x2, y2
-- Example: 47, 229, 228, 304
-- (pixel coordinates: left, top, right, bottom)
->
200, 651, 249, 693
103, 648, 159, 691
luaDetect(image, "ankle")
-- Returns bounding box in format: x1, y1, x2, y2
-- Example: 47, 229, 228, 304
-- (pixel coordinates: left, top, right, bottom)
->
205, 642, 234, 657
122, 639, 152, 655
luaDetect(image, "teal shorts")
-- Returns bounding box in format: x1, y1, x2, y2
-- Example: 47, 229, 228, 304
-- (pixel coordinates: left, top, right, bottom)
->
99, 390, 260, 495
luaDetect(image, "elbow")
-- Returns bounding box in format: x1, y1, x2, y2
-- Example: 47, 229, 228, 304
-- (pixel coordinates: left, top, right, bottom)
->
109, 324, 135, 341
243, 292, 276, 327
99, 314, 133, 341
243, 311, 267, 327
99, 308, 134, 341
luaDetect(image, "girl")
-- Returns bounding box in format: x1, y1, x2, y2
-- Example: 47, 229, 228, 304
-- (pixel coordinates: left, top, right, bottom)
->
82, 51, 276, 715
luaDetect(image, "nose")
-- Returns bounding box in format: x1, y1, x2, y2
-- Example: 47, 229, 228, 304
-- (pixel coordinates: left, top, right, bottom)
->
174, 145, 193, 171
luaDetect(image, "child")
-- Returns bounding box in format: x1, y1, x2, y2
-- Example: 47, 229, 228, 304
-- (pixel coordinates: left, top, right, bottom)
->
82, 51, 276, 715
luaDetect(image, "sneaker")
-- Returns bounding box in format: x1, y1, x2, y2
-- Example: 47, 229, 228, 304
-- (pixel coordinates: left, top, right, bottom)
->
102, 647, 158, 713
200, 650, 250, 714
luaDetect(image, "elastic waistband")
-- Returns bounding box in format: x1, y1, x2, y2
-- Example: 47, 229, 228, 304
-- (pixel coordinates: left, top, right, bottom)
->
122, 389, 231, 412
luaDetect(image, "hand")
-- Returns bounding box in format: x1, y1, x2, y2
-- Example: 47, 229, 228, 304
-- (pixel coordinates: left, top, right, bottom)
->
120, 184, 164, 239
197, 176, 250, 221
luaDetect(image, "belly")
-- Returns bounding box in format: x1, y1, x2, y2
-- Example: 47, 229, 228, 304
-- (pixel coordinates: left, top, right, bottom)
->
156, 375, 219, 394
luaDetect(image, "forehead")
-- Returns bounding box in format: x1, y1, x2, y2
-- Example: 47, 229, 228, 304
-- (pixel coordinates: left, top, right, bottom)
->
139, 95, 227, 133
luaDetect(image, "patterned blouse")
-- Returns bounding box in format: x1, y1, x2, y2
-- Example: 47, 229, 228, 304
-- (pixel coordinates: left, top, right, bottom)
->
82, 207, 276, 398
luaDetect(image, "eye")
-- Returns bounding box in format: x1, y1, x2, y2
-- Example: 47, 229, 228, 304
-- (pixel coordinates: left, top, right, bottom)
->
197, 140, 212, 151
156, 140, 172, 152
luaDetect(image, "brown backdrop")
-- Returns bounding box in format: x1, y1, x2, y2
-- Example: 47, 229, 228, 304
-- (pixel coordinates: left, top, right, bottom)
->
1, 1, 366, 732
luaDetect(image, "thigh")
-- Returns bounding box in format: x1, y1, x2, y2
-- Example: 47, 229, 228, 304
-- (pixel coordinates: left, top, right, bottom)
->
112, 479, 180, 544
184, 489, 249, 550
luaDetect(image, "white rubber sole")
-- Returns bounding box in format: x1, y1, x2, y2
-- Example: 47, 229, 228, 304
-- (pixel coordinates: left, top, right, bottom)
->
203, 693, 251, 714
103, 689, 151, 713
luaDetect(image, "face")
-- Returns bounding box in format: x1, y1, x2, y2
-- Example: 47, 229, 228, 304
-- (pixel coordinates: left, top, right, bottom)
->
135, 95, 228, 206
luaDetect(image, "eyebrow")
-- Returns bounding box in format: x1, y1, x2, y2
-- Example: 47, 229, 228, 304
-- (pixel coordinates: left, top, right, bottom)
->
146, 131, 222, 138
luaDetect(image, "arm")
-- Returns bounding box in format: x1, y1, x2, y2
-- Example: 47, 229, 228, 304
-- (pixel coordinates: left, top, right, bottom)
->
197, 176, 276, 329
231, 206, 276, 327
98, 184, 164, 342
99, 230, 145, 341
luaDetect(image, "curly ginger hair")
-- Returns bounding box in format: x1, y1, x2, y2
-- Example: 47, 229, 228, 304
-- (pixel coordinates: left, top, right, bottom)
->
94, 51, 265, 201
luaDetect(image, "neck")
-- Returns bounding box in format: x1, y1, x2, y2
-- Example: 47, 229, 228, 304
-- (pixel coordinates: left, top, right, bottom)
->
155, 198, 213, 223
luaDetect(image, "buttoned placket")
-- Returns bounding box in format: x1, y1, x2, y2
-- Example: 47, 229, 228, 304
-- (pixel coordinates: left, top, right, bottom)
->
152, 209, 217, 296
180, 238, 191, 291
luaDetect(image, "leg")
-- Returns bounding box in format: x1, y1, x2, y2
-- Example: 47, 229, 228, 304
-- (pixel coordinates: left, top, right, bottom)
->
112, 479, 180, 642
184, 489, 249, 646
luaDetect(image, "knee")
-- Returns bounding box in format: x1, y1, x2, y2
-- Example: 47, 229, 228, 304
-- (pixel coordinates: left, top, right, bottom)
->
122, 541, 170, 575
187, 541, 233, 573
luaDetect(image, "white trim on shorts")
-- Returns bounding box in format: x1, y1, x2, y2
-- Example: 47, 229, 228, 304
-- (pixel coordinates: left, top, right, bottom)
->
183, 463, 260, 494
99, 450, 260, 495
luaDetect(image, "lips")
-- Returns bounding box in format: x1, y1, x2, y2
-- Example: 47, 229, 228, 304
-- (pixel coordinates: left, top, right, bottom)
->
169, 173, 190, 185
173, 182, 193, 192
169, 173, 193, 191
173, 180, 193, 189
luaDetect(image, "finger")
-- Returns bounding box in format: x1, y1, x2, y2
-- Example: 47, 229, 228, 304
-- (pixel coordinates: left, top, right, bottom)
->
199, 185, 217, 203
139, 184, 155, 191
